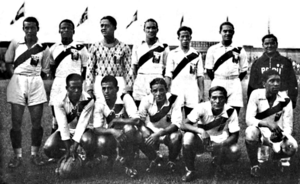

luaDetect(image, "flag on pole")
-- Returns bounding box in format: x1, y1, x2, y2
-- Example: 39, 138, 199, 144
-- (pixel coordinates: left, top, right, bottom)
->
126, 11, 137, 29
226, 16, 229, 22
10, 2, 25, 25
268, 19, 271, 34
77, 7, 88, 27
180, 15, 184, 27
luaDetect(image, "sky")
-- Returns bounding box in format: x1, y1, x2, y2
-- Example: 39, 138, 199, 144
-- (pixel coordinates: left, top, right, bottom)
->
0, 0, 300, 48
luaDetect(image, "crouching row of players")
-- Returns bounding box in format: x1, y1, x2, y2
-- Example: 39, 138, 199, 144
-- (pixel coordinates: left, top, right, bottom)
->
43, 70, 297, 182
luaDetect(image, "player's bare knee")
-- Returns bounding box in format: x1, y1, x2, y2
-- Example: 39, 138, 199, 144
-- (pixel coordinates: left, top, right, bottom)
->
227, 144, 241, 161
245, 126, 260, 142
170, 131, 182, 143
81, 130, 94, 146
183, 132, 196, 146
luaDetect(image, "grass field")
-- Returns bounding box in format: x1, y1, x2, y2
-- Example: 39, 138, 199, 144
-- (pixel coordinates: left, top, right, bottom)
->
0, 79, 300, 184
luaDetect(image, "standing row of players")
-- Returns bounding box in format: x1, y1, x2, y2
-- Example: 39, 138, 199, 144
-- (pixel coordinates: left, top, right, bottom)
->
4, 15, 298, 182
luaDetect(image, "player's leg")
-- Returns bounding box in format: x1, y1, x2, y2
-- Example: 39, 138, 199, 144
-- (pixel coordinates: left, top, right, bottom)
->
8, 103, 25, 168
163, 131, 182, 173
94, 133, 117, 171
138, 125, 160, 172
43, 131, 65, 159
245, 126, 262, 177
28, 103, 45, 166
120, 124, 140, 178
182, 132, 203, 182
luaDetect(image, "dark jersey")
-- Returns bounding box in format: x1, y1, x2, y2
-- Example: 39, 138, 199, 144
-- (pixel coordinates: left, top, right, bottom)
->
247, 51, 298, 108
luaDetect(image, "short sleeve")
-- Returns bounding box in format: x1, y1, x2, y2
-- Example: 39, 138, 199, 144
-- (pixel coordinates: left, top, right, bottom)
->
205, 46, 214, 70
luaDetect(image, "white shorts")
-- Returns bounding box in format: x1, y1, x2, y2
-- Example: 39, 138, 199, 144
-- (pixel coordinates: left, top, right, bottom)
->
170, 80, 199, 108
7, 74, 47, 106
93, 75, 126, 100
133, 73, 162, 101
211, 77, 243, 107
49, 77, 67, 106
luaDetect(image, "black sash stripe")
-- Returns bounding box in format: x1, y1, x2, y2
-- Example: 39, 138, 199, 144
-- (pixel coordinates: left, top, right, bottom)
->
137, 44, 168, 72
14, 44, 47, 69
149, 94, 177, 123
255, 98, 290, 120
198, 108, 234, 131
213, 47, 242, 72
106, 104, 124, 124
172, 52, 198, 79
66, 97, 93, 123
51, 44, 85, 77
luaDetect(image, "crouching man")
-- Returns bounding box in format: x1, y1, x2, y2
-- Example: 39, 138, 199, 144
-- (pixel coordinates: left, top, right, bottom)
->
93, 75, 141, 178
43, 74, 94, 164
245, 69, 298, 177
181, 86, 241, 182
138, 78, 182, 173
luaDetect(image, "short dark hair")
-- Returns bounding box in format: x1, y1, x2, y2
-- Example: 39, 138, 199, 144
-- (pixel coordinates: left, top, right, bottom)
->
101, 16, 117, 29
262, 69, 280, 82
23, 17, 39, 29
209, 86, 228, 100
66, 73, 83, 86
101, 75, 118, 87
144, 18, 158, 29
262, 34, 278, 44
150, 78, 167, 90
219, 22, 234, 33
177, 26, 192, 36
59, 19, 75, 30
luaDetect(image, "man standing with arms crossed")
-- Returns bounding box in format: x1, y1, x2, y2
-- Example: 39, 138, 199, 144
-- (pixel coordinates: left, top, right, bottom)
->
86, 16, 133, 100
131, 18, 169, 107
205, 22, 248, 115
5, 17, 50, 168
165, 26, 204, 117
48, 19, 89, 133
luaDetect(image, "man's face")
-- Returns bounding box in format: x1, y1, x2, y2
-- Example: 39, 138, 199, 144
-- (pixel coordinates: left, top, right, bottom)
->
151, 84, 167, 103
210, 91, 226, 111
263, 38, 278, 54
102, 82, 118, 100
100, 19, 115, 37
178, 30, 191, 48
220, 25, 234, 42
264, 74, 281, 95
23, 21, 38, 39
59, 22, 74, 39
66, 80, 83, 100
144, 21, 158, 39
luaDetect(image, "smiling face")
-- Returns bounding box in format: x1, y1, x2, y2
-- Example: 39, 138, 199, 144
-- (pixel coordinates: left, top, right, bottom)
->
151, 83, 167, 103
263, 37, 278, 54
100, 19, 115, 37
144, 21, 158, 40
220, 24, 234, 43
